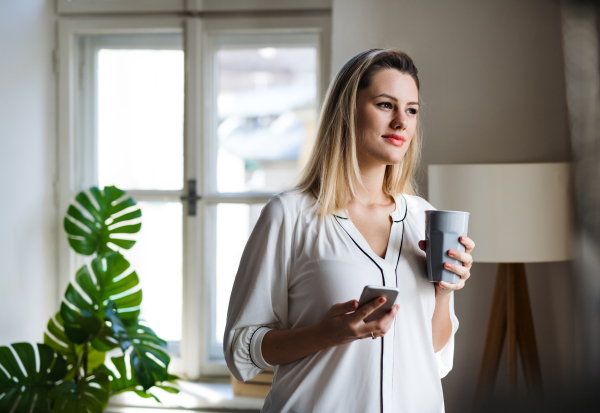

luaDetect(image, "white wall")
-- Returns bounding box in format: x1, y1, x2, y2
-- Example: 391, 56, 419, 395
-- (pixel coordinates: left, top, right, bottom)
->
0, 0, 57, 344
332, 0, 575, 411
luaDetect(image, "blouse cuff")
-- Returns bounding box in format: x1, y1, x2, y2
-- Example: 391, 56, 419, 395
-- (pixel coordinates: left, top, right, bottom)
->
250, 326, 274, 369
229, 325, 276, 381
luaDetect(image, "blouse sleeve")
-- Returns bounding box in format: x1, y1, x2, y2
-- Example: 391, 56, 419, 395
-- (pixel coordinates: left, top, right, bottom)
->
223, 194, 292, 382
435, 290, 459, 378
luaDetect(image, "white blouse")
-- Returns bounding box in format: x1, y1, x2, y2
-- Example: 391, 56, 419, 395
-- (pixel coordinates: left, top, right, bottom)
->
224, 190, 459, 413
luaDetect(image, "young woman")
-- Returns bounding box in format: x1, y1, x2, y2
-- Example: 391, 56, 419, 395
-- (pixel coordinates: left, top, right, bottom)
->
224, 49, 475, 413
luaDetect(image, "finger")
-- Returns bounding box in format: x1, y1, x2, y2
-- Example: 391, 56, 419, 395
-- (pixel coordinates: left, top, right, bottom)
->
418, 240, 426, 251
375, 303, 400, 327
366, 303, 399, 325
460, 236, 475, 254
439, 279, 465, 291
351, 297, 386, 323
444, 262, 471, 280
361, 304, 399, 336
448, 249, 474, 268
329, 300, 358, 316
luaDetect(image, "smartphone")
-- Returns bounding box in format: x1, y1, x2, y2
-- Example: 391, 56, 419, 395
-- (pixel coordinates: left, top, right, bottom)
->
357, 285, 400, 323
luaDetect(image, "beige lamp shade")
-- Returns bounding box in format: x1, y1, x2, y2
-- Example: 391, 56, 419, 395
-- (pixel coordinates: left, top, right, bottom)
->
428, 163, 574, 263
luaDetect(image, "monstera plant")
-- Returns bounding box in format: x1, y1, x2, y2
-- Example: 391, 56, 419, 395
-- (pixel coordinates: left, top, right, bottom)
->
0, 186, 178, 413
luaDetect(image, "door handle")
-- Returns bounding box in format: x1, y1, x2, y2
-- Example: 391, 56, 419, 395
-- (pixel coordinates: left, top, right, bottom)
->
180, 179, 202, 216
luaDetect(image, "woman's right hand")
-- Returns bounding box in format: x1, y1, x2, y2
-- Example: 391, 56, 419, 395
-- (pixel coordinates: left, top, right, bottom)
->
316, 298, 400, 348
262, 298, 399, 366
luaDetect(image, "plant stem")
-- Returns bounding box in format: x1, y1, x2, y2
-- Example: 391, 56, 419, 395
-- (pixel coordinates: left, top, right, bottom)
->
83, 343, 88, 376
74, 348, 81, 384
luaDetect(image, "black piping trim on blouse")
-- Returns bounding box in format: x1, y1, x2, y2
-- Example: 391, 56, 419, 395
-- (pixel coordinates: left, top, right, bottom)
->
391, 220, 405, 399
393, 194, 409, 223
394, 221, 405, 288
380, 338, 384, 413
248, 325, 271, 370
333, 215, 385, 413
333, 216, 385, 285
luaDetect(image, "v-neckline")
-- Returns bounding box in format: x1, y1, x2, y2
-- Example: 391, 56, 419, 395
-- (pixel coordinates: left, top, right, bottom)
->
333, 195, 408, 269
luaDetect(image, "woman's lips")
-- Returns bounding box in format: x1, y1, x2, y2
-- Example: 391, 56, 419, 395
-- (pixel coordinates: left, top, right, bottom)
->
382, 134, 405, 146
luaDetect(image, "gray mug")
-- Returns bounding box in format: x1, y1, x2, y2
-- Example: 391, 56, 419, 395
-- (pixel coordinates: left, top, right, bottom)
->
425, 210, 470, 284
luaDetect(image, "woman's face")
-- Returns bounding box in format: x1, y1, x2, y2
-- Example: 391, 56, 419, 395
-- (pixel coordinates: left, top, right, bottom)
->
355, 68, 419, 168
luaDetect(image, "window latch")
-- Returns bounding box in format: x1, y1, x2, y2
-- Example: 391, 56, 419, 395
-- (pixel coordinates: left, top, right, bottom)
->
180, 179, 202, 216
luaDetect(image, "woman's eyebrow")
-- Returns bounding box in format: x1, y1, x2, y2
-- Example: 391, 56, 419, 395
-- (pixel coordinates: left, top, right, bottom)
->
373, 93, 419, 105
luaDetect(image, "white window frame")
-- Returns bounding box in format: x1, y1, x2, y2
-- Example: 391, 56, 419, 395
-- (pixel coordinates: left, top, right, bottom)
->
57, 0, 332, 15
202, 24, 329, 363
57, 13, 331, 380
57, 16, 189, 377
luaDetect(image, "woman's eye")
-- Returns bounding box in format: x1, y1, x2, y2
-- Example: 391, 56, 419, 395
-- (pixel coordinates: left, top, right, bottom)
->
407, 108, 418, 115
377, 102, 393, 109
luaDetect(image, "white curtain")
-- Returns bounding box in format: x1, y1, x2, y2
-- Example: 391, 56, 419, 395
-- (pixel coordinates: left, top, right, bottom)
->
561, 0, 600, 386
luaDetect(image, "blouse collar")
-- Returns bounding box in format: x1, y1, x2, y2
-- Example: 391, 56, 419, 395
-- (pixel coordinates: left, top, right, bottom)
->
333, 194, 408, 223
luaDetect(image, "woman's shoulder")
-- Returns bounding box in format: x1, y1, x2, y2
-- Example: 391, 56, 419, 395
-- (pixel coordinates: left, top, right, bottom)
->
399, 193, 437, 213
264, 189, 317, 220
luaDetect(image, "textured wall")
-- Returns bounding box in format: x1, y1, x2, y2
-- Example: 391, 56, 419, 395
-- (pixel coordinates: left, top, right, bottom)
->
332, 0, 575, 411
0, 0, 57, 344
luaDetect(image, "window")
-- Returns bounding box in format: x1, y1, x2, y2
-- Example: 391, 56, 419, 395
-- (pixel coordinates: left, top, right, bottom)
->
207, 34, 320, 360
58, 13, 331, 379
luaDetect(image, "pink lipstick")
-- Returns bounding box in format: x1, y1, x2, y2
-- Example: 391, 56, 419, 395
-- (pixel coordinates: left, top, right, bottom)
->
382, 134, 405, 146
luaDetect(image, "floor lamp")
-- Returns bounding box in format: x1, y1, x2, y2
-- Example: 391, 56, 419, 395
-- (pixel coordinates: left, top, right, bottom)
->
428, 163, 574, 404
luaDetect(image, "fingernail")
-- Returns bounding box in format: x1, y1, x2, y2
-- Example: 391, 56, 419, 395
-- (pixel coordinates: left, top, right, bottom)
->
379, 297, 386, 303
440, 282, 445, 286
444, 262, 452, 268
448, 250, 455, 256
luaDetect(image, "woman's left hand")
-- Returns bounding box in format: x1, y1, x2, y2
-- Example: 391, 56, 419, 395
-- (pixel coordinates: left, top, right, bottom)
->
417, 236, 475, 294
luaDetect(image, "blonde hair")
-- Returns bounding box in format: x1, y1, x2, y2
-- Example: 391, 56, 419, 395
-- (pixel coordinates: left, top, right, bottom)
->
295, 49, 423, 217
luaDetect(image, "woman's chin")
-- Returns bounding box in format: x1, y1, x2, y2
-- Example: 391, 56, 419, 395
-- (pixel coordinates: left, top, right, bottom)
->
383, 154, 407, 165
361, 149, 408, 167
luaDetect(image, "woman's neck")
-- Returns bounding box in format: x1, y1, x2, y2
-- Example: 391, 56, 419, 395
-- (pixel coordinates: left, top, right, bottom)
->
353, 162, 391, 206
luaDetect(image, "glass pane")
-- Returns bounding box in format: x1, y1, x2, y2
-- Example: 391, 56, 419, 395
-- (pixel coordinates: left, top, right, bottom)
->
97, 44, 184, 190
214, 203, 265, 349
125, 201, 183, 353
216, 47, 318, 193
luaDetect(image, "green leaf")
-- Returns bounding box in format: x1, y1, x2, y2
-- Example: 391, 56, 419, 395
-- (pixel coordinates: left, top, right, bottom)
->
110, 209, 142, 225
49, 371, 110, 413
44, 312, 106, 381
104, 355, 178, 403
60, 252, 143, 343
134, 389, 160, 402
103, 303, 132, 351
0, 343, 67, 413
127, 323, 171, 391
156, 384, 180, 394
64, 186, 141, 256
102, 356, 137, 395
109, 223, 142, 234
107, 238, 136, 249
104, 306, 170, 391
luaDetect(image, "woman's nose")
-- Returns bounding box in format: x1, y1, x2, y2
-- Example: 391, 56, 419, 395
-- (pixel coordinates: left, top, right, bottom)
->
392, 113, 407, 130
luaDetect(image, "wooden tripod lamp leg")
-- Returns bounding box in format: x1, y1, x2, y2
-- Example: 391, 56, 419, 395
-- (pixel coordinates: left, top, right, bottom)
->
514, 263, 543, 396
473, 262, 544, 412
473, 263, 508, 406
507, 264, 518, 396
